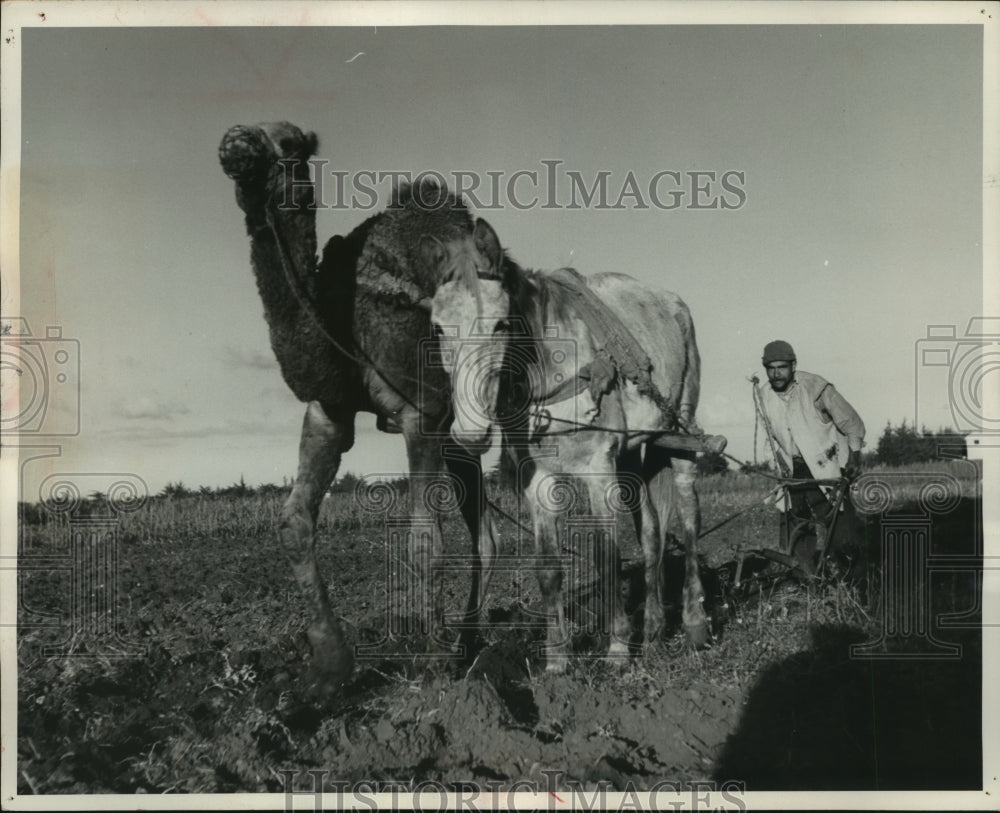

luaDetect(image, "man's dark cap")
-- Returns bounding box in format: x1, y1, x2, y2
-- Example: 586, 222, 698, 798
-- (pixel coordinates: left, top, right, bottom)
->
762, 340, 796, 364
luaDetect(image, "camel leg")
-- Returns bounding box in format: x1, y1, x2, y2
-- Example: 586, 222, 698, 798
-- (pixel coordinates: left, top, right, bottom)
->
280, 401, 355, 693
672, 454, 710, 647
443, 445, 497, 655
526, 470, 571, 673
582, 472, 632, 660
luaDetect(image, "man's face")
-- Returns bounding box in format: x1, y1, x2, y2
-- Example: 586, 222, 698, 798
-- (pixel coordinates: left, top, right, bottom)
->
765, 360, 796, 392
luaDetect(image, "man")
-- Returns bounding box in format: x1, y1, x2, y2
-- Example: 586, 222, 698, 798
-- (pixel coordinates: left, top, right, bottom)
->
755, 340, 865, 574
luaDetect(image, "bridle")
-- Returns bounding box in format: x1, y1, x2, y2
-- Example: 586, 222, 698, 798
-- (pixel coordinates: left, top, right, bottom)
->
438, 241, 594, 433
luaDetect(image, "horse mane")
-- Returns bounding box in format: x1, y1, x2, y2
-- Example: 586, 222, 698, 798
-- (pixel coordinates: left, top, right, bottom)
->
494, 260, 586, 483
503, 260, 581, 335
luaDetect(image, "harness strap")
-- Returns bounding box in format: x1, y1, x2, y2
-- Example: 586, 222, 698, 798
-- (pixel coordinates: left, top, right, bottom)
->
534, 370, 592, 406
543, 268, 677, 426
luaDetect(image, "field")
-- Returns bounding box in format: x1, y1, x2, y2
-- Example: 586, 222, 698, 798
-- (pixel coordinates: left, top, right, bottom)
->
15, 461, 984, 795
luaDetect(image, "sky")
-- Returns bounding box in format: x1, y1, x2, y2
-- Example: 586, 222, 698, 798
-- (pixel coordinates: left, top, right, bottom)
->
2, 4, 993, 502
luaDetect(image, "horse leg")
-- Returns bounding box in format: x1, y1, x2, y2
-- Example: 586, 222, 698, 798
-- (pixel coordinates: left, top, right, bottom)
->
582, 472, 632, 661
526, 470, 570, 673
634, 445, 671, 644
402, 423, 447, 646
280, 401, 355, 695
672, 454, 710, 647
443, 445, 497, 656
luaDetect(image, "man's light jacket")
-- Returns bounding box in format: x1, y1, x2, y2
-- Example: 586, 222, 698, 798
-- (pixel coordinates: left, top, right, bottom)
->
757, 370, 866, 480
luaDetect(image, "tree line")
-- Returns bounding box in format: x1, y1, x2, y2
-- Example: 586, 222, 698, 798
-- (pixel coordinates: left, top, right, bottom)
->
19, 421, 969, 521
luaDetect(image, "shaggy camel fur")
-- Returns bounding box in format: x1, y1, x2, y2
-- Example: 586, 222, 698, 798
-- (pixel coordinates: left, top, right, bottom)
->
219, 122, 496, 695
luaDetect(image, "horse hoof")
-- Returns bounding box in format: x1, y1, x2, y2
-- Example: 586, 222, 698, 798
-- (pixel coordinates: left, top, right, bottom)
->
609, 639, 629, 655
457, 629, 483, 661
644, 609, 665, 643
605, 641, 630, 668
685, 622, 711, 650
545, 656, 568, 674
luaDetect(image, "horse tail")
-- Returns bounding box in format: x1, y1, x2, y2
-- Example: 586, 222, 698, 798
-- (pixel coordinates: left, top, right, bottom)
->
671, 296, 701, 423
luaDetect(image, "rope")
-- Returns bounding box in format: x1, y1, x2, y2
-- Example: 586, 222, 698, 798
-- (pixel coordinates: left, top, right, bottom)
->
264, 199, 845, 549
697, 500, 766, 540
753, 387, 760, 468
750, 374, 787, 477
482, 474, 800, 543
264, 199, 554, 540
531, 412, 831, 486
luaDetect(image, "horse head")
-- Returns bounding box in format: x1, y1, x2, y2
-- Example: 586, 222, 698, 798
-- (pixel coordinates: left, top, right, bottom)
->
426, 219, 511, 454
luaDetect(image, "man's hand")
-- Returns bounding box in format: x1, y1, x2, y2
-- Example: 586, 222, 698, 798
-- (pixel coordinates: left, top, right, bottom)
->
842, 449, 862, 480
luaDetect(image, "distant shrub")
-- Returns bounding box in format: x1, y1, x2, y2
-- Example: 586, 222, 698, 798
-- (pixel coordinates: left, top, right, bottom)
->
217, 476, 253, 498
330, 471, 360, 495
874, 421, 967, 466
739, 461, 774, 476
160, 481, 192, 499
697, 450, 730, 477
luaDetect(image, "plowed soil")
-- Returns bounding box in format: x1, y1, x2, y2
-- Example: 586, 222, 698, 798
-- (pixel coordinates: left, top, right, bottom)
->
15, 483, 983, 795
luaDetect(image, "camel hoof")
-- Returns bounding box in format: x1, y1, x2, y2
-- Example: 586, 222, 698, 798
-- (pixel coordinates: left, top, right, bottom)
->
218, 125, 274, 181
304, 648, 354, 700
305, 624, 354, 692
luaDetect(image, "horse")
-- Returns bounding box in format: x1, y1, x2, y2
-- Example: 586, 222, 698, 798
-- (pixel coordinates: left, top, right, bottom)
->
422, 218, 712, 672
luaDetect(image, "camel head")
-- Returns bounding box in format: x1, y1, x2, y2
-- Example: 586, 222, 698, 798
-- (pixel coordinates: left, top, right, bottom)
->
218, 121, 318, 182
218, 121, 321, 246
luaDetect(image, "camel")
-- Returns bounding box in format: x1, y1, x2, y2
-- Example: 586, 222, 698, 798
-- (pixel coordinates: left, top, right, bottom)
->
217, 121, 496, 695
425, 218, 713, 671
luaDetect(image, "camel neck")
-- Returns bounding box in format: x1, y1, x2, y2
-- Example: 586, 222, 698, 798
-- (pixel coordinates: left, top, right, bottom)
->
249, 201, 319, 324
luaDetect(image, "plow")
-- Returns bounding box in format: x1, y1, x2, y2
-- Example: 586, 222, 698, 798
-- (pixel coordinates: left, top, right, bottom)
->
626, 427, 857, 585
